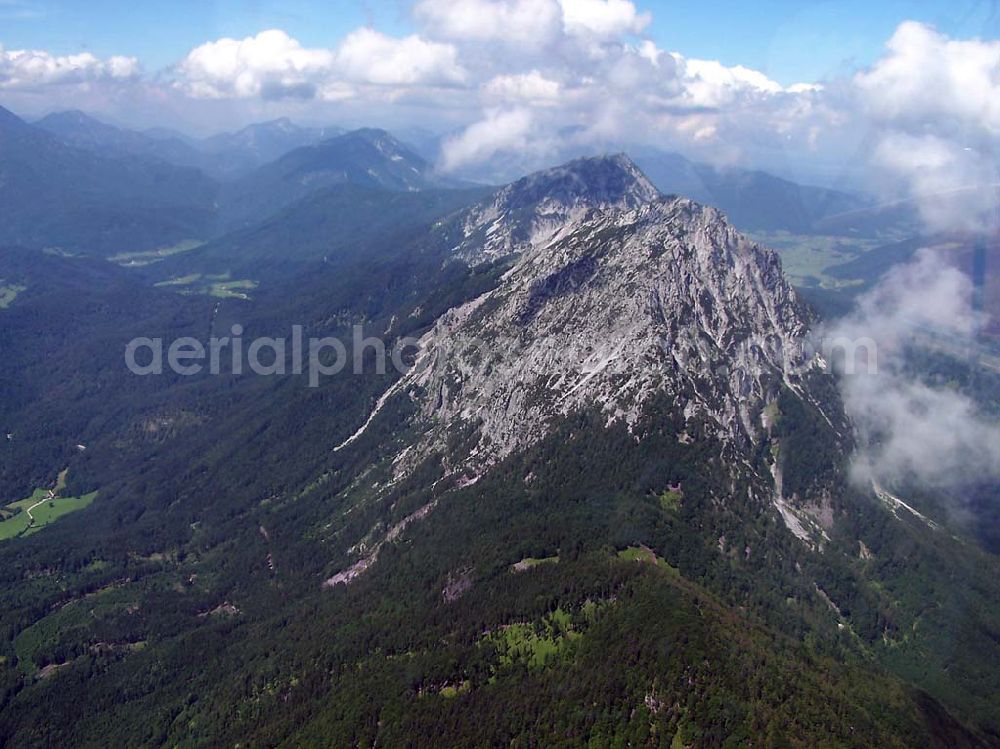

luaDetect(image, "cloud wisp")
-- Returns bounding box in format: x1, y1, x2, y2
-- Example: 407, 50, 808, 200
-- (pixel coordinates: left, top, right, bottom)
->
822, 249, 1000, 490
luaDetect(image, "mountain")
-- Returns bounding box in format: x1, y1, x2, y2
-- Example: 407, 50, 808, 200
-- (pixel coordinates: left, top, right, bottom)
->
0, 156, 998, 747
446, 153, 660, 262
0, 105, 218, 256
34, 111, 343, 180
219, 128, 460, 230
327, 154, 826, 580
317, 158, 1000, 743
633, 149, 874, 234
385, 195, 811, 479
197, 117, 344, 179
151, 183, 490, 281
35, 110, 206, 169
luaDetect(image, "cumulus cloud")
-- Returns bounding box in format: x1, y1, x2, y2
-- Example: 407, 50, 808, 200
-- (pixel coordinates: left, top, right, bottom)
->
0, 45, 139, 89
414, 0, 562, 44
335, 28, 465, 86
414, 0, 648, 43
174, 29, 334, 100
440, 107, 542, 171
671, 54, 784, 107
854, 22, 1000, 232
822, 249, 1000, 489
174, 28, 463, 101
430, 29, 825, 177
558, 0, 650, 38
483, 70, 560, 103
855, 21, 1000, 133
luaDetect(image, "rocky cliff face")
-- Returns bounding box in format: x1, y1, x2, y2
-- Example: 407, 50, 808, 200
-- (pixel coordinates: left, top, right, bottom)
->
350, 157, 825, 491
325, 155, 866, 594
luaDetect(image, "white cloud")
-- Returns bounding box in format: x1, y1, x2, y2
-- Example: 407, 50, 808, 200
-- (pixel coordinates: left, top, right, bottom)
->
415, 0, 562, 44
483, 70, 560, 103
669, 53, 807, 108
855, 21, 1000, 134
415, 0, 647, 44
440, 107, 540, 170
0, 45, 139, 89
174, 28, 463, 101
872, 132, 998, 232
824, 249, 1000, 489
335, 28, 465, 86
558, 0, 649, 38
174, 29, 334, 100
853, 22, 1000, 232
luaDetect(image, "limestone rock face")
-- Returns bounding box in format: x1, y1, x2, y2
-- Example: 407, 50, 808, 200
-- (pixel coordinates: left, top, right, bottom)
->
450, 153, 661, 263
391, 156, 819, 475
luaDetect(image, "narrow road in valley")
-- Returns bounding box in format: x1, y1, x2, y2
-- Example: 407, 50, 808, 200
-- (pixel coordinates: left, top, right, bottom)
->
25, 490, 55, 526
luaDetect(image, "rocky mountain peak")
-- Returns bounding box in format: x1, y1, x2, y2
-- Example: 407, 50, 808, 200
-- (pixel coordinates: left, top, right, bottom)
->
500, 153, 659, 209
449, 154, 661, 263
361, 189, 820, 487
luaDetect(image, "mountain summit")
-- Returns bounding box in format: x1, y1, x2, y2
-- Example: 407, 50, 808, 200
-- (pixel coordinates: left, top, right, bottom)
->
220, 127, 452, 229
333, 157, 832, 578
408, 195, 813, 472
450, 154, 660, 262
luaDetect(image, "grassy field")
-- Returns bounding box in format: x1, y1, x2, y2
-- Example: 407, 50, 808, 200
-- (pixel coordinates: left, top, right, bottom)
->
110, 239, 204, 267
746, 230, 884, 289
618, 545, 679, 574
0, 485, 97, 541
659, 489, 682, 512
510, 555, 559, 571
155, 272, 258, 300
491, 607, 581, 668
0, 282, 27, 309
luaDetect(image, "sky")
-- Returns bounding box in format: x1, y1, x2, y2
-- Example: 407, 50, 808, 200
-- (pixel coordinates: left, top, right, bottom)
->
1, 0, 996, 85
1, 0, 999, 224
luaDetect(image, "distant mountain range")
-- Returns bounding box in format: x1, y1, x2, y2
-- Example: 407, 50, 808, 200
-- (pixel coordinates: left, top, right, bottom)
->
218, 128, 463, 231
633, 150, 876, 234
35, 111, 343, 179
2, 107, 466, 257
0, 106, 218, 256
25, 107, 906, 231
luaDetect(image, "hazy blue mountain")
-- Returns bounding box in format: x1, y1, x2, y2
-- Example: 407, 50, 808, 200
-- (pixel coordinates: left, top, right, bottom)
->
35, 111, 344, 180
634, 149, 873, 234
219, 128, 462, 230
154, 183, 490, 281
0, 105, 218, 256
197, 117, 344, 178
35, 110, 206, 170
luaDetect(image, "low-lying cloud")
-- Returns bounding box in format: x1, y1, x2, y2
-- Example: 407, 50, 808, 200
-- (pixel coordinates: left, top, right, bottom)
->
823, 249, 1000, 490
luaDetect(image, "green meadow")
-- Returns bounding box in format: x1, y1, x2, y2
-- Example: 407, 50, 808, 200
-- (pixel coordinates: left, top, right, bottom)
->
0, 483, 97, 541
